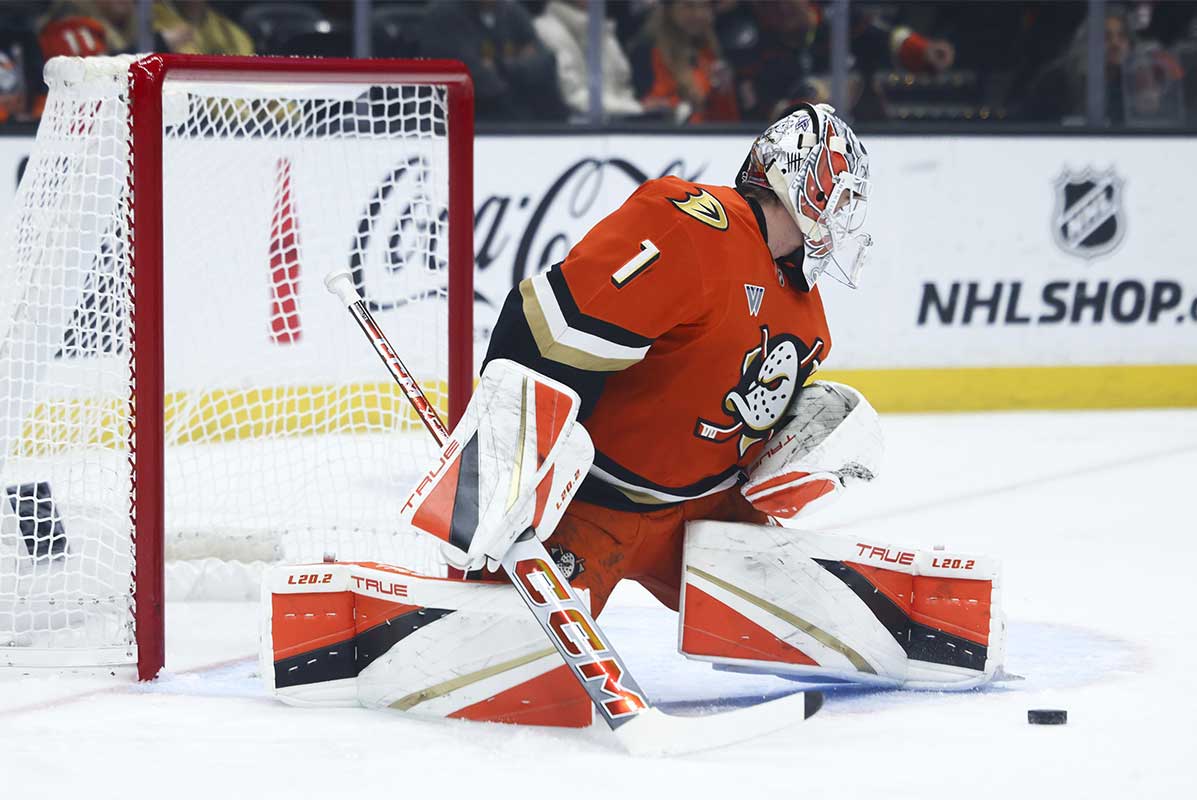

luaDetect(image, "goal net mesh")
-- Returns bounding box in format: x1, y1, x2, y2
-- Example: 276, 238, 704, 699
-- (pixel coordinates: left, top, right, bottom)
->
1, 56, 454, 668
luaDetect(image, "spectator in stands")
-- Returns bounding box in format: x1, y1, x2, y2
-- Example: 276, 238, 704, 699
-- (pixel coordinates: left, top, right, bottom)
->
418, 0, 567, 122
857, 13, 957, 75
1123, 1, 1189, 125
39, 0, 251, 59
534, 0, 644, 119
39, 0, 143, 58
849, 5, 958, 121
1130, 0, 1197, 49
0, 7, 45, 123
916, 2, 1083, 121
631, 0, 739, 123
715, 1, 957, 122
153, 1, 253, 56
1024, 6, 1134, 124
0, 51, 24, 123
721, 0, 824, 121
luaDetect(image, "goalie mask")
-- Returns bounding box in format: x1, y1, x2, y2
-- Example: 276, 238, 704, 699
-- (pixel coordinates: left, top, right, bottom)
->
738, 104, 872, 290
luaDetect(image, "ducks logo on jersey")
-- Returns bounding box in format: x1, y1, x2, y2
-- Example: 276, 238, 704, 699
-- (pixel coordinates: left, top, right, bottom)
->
694, 326, 824, 455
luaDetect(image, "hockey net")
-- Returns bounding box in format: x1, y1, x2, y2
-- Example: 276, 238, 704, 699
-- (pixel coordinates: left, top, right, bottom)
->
0, 55, 473, 677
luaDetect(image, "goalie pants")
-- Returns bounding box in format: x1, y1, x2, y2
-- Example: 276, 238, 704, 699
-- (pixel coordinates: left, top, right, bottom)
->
541, 488, 769, 617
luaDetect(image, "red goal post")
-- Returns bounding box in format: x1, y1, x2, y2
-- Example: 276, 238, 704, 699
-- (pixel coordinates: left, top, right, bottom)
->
0, 55, 475, 680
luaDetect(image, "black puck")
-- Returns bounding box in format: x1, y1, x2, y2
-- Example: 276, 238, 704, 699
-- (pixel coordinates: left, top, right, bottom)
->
1028, 709, 1067, 725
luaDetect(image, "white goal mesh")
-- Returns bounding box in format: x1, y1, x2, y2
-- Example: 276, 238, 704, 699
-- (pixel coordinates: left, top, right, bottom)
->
0, 56, 467, 671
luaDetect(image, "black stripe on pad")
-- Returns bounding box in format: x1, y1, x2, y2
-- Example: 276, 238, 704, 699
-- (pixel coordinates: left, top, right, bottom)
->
546, 265, 654, 349
814, 559, 988, 672
448, 432, 480, 554
274, 606, 454, 689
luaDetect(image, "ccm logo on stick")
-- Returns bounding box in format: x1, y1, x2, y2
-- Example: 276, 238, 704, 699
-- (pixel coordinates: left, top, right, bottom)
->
578, 659, 649, 718
513, 557, 648, 720
515, 559, 570, 605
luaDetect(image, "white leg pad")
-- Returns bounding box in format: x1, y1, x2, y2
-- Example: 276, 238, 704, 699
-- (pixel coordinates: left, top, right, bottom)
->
261, 562, 594, 726
680, 522, 1005, 690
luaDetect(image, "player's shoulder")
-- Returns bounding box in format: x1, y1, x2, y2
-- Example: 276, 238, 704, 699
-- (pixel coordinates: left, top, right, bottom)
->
628, 176, 756, 240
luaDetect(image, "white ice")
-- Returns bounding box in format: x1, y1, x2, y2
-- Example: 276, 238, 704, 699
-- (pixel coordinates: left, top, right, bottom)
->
2, 410, 1195, 799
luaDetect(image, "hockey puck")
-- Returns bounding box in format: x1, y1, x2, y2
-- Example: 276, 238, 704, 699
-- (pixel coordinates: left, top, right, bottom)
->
1027, 709, 1067, 725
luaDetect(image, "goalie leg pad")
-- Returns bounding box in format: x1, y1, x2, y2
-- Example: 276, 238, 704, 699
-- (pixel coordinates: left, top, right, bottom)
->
679, 522, 1005, 689
261, 562, 594, 727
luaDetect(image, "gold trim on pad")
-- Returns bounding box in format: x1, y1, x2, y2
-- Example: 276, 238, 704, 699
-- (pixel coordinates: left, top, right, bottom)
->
389, 646, 559, 712
506, 377, 529, 512
686, 565, 876, 674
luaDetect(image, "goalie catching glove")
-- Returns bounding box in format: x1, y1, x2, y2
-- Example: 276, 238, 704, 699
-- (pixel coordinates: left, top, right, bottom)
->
400, 359, 594, 572
742, 381, 882, 518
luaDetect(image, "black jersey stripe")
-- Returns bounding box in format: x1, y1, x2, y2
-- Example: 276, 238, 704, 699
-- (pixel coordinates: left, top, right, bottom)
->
592, 450, 743, 497
484, 285, 609, 420
576, 450, 744, 510
521, 277, 645, 372
545, 265, 655, 349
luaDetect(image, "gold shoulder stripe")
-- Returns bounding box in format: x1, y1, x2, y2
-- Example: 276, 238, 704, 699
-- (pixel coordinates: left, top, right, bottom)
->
519, 279, 644, 372
669, 189, 729, 231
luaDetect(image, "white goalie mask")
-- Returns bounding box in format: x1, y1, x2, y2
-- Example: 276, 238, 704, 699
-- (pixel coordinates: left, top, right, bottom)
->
738, 104, 872, 289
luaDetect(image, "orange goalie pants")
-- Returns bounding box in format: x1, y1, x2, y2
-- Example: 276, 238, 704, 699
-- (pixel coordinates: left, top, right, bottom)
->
547, 489, 769, 618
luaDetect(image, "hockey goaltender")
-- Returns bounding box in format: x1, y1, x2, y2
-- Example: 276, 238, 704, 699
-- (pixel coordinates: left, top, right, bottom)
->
261, 104, 1005, 738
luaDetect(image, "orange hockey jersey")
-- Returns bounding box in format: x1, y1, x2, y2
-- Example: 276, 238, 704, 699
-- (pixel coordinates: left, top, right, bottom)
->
485, 176, 832, 510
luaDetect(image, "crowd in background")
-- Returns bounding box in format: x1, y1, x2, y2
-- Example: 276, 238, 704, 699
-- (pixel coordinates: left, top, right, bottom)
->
1, 0, 1196, 128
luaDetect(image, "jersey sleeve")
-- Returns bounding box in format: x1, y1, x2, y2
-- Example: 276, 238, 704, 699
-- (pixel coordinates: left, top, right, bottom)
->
484, 179, 711, 419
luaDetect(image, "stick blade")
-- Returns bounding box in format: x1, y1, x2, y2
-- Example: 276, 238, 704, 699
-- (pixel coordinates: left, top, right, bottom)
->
612, 689, 822, 757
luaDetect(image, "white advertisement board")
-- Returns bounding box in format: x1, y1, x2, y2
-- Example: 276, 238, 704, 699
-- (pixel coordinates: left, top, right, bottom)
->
466, 134, 1197, 371
1, 132, 1193, 376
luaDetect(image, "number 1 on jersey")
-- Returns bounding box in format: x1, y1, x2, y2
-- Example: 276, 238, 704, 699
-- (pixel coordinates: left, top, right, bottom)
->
610, 240, 660, 288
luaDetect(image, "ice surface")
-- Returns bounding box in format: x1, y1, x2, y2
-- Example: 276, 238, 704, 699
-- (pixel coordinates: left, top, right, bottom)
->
1, 410, 1195, 799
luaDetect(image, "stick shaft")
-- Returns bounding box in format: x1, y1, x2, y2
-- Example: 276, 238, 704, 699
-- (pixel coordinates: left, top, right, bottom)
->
327, 272, 656, 736
344, 299, 449, 446
500, 532, 649, 731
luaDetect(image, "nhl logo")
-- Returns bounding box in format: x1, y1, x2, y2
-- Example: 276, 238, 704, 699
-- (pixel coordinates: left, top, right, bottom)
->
1052, 168, 1125, 259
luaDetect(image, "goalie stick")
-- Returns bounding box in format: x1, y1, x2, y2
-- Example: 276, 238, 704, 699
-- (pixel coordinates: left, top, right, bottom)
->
324, 270, 821, 756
